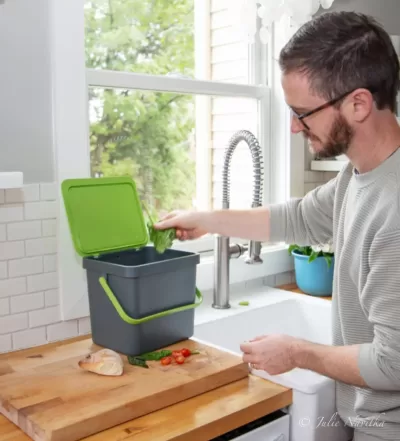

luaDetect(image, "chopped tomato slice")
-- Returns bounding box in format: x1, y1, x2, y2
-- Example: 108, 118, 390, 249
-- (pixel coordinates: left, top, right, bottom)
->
180, 348, 191, 358
175, 355, 185, 364
160, 356, 172, 366
172, 350, 182, 358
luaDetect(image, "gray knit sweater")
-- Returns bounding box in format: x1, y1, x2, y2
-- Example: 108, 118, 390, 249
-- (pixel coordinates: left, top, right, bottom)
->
270, 149, 400, 441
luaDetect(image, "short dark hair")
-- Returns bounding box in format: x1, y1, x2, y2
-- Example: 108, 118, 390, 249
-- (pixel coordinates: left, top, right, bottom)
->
279, 11, 400, 112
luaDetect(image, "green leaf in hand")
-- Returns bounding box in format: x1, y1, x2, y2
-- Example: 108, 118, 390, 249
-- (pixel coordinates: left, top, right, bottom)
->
148, 221, 176, 254
142, 201, 176, 254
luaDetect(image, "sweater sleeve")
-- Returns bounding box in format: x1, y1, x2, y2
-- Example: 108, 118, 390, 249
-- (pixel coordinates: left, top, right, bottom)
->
358, 230, 400, 390
268, 176, 337, 246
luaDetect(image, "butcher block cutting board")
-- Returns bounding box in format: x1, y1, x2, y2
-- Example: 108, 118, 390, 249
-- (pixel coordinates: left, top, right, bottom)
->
0, 338, 248, 441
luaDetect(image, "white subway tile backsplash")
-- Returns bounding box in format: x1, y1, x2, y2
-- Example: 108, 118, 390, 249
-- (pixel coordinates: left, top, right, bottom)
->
0, 334, 11, 352
0, 277, 26, 298
40, 183, 57, 201
0, 298, 9, 316
44, 289, 59, 307
5, 189, 24, 204
0, 182, 74, 353
25, 201, 57, 220
29, 306, 61, 328
5, 185, 40, 203
43, 255, 57, 273
27, 272, 58, 293
0, 241, 25, 261
8, 256, 43, 278
0, 205, 24, 223
0, 262, 6, 279
26, 237, 57, 257
0, 312, 28, 334
11, 292, 44, 313
0, 225, 6, 242
42, 219, 57, 237
7, 221, 41, 241
78, 317, 91, 335
47, 321, 78, 342
13, 327, 47, 350
24, 184, 41, 202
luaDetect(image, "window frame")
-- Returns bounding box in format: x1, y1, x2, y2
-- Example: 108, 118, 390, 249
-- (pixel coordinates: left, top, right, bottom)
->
52, 0, 293, 320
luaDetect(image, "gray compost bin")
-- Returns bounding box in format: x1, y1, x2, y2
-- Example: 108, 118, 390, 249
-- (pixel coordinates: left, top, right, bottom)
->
61, 176, 202, 356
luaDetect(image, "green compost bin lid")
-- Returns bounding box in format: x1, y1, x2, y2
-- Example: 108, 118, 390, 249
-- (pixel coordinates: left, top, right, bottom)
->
61, 177, 149, 257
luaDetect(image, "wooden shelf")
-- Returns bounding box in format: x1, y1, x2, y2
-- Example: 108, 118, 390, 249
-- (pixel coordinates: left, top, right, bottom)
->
277, 283, 332, 301
311, 160, 347, 172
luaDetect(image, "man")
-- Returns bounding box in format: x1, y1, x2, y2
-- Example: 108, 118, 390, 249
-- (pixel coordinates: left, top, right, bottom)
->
155, 11, 400, 441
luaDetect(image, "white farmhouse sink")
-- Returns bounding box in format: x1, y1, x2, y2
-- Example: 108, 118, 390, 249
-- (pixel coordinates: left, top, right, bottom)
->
194, 295, 331, 393
193, 289, 352, 441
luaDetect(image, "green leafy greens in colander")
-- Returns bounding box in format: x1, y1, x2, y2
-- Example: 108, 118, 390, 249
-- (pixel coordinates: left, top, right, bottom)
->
142, 202, 176, 254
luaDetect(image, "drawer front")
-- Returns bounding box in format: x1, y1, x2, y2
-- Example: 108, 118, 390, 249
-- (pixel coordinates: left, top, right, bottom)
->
234, 414, 290, 441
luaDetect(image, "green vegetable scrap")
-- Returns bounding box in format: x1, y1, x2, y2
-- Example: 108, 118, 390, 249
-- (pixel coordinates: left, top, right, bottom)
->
148, 222, 176, 254
142, 201, 176, 254
239, 301, 249, 306
139, 349, 173, 361
127, 349, 175, 368
128, 348, 201, 369
127, 356, 149, 368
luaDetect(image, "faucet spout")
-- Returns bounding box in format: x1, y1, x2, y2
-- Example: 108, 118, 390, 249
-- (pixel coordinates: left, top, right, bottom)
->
212, 130, 264, 309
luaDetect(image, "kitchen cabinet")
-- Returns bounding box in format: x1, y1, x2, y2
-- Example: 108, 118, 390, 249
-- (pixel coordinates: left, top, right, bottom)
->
237, 414, 289, 441
213, 411, 290, 441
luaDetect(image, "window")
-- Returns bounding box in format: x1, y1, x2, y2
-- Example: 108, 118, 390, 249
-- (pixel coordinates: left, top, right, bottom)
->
81, 0, 269, 251
84, 0, 254, 85
53, 0, 290, 320
88, 88, 259, 215
88, 87, 198, 213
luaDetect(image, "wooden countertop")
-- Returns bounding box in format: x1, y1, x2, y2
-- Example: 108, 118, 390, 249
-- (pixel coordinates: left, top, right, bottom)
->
0, 283, 325, 441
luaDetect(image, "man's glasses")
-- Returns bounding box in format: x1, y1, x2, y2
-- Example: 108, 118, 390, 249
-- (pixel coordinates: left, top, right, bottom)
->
290, 88, 373, 131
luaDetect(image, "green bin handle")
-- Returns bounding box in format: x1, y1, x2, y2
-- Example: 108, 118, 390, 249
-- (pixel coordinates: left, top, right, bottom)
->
98, 276, 203, 325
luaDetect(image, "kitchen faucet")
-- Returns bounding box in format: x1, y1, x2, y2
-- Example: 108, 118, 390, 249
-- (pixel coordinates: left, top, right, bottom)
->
213, 130, 264, 309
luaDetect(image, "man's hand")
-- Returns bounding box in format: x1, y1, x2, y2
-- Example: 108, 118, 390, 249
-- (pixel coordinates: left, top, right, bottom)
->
240, 334, 300, 375
154, 210, 210, 241
240, 334, 368, 387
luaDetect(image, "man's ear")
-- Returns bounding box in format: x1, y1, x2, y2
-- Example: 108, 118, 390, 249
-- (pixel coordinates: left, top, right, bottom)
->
348, 88, 374, 123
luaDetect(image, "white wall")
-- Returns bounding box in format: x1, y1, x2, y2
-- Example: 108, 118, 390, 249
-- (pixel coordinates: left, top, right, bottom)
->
320, 0, 400, 35
0, 0, 55, 183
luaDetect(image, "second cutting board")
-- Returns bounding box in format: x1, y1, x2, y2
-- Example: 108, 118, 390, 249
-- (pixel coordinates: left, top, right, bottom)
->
0, 338, 248, 441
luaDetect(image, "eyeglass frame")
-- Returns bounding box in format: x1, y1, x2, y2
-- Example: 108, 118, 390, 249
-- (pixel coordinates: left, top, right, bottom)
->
290, 87, 375, 131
